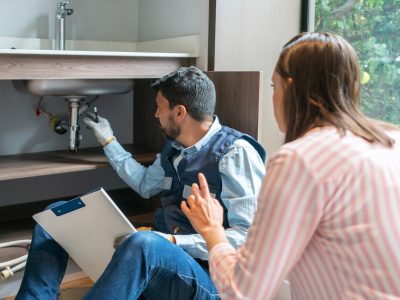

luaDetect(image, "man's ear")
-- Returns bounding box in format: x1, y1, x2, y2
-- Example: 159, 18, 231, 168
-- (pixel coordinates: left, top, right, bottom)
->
175, 105, 187, 122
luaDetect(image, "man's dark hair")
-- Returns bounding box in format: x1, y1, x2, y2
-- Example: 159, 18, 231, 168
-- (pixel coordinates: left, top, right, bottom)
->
151, 66, 216, 121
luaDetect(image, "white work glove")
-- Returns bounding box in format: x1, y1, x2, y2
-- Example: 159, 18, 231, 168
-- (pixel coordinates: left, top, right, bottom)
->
83, 112, 115, 146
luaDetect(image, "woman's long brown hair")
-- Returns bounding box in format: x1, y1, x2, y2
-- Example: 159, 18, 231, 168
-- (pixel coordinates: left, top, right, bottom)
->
275, 32, 397, 146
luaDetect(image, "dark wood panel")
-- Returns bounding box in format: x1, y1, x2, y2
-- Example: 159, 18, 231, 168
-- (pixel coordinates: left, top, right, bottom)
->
0, 188, 159, 223
0, 54, 193, 80
133, 80, 165, 152
0, 168, 128, 207
208, 0, 217, 71
206, 71, 262, 139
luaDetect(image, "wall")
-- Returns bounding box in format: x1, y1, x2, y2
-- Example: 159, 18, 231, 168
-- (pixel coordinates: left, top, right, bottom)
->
0, 0, 139, 43
137, 0, 209, 69
214, 0, 301, 155
70, 0, 138, 42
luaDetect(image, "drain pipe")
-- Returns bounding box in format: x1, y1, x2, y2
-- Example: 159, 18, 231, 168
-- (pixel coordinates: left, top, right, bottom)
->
68, 97, 84, 152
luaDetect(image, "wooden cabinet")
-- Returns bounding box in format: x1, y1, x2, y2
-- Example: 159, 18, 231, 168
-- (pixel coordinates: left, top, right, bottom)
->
0, 52, 262, 220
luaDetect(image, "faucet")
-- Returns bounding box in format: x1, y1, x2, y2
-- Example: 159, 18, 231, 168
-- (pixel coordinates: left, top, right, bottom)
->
55, 0, 74, 50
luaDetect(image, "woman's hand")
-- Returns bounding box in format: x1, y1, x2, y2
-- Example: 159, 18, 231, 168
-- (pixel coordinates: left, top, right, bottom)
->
181, 173, 228, 249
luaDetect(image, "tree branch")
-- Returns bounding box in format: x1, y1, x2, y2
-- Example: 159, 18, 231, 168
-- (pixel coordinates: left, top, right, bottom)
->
330, 0, 361, 18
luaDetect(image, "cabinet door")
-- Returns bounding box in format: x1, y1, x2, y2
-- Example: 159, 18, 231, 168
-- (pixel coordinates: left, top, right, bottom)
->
205, 71, 262, 140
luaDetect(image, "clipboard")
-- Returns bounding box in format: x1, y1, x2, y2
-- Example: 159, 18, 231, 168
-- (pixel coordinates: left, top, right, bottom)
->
33, 188, 136, 281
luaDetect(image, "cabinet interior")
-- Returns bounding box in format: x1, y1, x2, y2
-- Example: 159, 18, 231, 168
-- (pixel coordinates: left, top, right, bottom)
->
0, 72, 262, 224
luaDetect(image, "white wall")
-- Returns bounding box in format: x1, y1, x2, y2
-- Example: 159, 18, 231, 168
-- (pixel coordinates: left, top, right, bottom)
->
68, 0, 139, 42
137, 0, 209, 69
0, 0, 139, 43
214, 0, 301, 156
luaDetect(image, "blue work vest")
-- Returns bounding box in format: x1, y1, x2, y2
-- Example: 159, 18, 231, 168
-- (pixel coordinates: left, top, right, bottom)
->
153, 126, 266, 235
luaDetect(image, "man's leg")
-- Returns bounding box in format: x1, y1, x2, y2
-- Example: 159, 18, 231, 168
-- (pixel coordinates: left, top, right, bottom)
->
16, 201, 69, 300
84, 231, 219, 300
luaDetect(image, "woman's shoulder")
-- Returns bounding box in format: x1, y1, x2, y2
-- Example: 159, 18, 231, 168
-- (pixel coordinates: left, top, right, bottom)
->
271, 128, 370, 177
281, 127, 343, 155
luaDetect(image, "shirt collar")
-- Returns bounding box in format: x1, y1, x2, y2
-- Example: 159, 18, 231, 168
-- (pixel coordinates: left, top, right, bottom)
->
171, 116, 221, 154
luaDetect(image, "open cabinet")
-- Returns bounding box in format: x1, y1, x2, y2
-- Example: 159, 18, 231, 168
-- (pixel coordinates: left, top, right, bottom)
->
0, 65, 263, 222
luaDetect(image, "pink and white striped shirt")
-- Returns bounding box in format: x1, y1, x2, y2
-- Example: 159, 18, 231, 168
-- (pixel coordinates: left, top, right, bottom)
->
209, 127, 400, 299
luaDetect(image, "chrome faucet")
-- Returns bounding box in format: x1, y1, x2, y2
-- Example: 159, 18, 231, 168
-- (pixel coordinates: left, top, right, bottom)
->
55, 1, 74, 50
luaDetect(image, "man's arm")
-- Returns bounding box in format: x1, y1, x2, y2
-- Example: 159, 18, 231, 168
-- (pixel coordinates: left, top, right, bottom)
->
174, 139, 266, 260
83, 113, 164, 199
104, 140, 164, 199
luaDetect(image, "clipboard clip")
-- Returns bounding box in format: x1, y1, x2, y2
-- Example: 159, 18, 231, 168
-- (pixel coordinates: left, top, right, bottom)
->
51, 198, 86, 216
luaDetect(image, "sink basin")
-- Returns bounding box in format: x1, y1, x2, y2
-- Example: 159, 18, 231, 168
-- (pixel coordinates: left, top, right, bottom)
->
13, 79, 134, 97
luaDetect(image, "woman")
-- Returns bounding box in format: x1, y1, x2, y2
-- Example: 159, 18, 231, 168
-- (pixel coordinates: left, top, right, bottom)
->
181, 32, 400, 299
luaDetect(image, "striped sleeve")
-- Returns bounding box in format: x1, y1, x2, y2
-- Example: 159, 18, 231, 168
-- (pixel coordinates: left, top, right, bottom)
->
209, 149, 324, 299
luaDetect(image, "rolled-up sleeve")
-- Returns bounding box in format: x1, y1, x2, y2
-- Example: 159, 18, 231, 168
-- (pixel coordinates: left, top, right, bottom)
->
104, 140, 164, 199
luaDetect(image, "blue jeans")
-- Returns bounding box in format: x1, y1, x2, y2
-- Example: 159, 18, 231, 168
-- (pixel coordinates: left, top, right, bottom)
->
16, 202, 219, 300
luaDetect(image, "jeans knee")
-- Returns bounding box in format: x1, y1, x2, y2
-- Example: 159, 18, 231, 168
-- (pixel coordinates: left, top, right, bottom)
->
119, 231, 164, 256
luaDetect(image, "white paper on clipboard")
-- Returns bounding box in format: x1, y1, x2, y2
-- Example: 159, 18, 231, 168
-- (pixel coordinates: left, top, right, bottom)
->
33, 188, 136, 282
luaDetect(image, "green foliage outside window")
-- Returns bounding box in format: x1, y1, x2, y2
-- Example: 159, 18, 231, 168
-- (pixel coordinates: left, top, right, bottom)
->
315, 0, 400, 124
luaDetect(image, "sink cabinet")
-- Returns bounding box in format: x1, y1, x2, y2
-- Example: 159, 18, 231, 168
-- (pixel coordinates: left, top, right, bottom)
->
0, 52, 263, 221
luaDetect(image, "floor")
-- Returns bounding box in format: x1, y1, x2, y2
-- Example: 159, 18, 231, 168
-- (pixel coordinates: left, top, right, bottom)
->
4, 277, 94, 300
0, 218, 90, 299
0, 208, 155, 299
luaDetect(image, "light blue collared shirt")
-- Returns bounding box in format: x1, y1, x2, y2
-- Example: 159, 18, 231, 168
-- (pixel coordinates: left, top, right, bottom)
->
104, 117, 266, 260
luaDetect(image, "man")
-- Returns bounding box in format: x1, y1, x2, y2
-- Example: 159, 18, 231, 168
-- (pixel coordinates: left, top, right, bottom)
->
16, 66, 266, 300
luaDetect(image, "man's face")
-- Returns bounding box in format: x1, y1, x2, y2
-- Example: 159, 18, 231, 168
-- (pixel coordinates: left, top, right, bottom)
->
155, 91, 181, 140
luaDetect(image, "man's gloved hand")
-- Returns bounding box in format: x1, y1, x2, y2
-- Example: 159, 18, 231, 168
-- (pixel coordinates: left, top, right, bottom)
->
83, 112, 115, 146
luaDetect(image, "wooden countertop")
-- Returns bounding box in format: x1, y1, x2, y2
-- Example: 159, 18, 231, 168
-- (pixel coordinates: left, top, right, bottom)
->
0, 50, 195, 80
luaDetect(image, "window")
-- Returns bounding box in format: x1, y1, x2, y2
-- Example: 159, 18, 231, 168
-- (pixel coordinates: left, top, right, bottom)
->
304, 0, 400, 124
